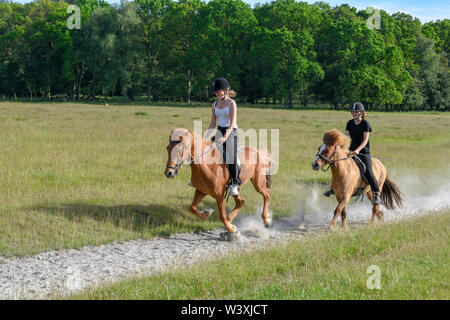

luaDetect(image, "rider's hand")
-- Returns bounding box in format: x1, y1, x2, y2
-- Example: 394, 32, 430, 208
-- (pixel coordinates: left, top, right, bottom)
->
217, 137, 226, 144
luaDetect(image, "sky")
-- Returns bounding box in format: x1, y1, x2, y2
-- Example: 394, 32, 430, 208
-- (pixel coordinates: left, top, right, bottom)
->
248, 0, 448, 23
11, 0, 450, 23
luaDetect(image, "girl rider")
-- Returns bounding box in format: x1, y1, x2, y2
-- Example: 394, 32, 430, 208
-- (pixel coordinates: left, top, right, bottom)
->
324, 102, 381, 205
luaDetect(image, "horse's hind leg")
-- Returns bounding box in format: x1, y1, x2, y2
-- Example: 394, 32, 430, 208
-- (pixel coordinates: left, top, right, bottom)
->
377, 181, 385, 222
251, 176, 271, 227
341, 207, 348, 230
377, 209, 384, 222
189, 189, 211, 220
367, 191, 381, 224
228, 193, 245, 223
371, 204, 382, 225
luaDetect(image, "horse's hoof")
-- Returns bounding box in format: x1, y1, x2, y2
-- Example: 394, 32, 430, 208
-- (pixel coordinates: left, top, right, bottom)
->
219, 231, 240, 242
329, 225, 338, 232
229, 224, 237, 233
220, 232, 231, 242
200, 208, 214, 216
263, 219, 272, 228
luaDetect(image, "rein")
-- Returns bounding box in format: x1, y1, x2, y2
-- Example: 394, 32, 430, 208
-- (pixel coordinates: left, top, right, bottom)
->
316, 146, 354, 171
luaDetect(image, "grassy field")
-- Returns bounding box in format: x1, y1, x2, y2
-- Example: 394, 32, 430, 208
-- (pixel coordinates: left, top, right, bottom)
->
71, 211, 449, 300
0, 101, 449, 257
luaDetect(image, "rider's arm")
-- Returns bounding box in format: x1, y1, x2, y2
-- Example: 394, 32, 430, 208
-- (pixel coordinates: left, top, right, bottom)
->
354, 131, 370, 154
223, 101, 237, 140
345, 130, 350, 137
204, 103, 217, 140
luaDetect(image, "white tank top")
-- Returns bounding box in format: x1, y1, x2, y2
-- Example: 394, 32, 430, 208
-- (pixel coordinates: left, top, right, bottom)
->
214, 100, 238, 128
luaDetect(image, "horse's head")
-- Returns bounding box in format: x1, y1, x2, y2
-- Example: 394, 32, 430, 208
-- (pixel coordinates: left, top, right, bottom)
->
312, 129, 349, 171
165, 128, 193, 178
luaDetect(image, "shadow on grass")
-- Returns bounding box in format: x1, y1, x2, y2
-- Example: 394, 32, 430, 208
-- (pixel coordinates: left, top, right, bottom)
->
28, 202, 219, 236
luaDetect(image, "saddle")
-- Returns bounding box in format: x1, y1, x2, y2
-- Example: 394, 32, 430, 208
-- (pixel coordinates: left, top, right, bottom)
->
352, 156, 369, 184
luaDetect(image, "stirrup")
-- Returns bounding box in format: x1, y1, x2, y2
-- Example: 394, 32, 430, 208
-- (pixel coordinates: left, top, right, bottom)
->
324, 189, 334, 197
188, 181, 194, 188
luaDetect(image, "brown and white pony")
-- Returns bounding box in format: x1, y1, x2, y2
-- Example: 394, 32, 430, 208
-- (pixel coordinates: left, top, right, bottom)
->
165, 128, 273, 233
312, 129, 403, 229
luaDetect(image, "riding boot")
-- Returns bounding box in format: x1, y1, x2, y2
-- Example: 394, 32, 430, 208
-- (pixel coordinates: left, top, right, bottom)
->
324, 188, 334, 197
374, 191, 381, 205
230, 184, 239, 196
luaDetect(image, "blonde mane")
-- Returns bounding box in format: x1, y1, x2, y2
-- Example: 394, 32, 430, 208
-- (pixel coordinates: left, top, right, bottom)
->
323, 129, 349, 150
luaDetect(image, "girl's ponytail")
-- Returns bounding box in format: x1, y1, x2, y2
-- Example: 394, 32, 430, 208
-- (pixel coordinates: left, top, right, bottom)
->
361, 111, 367, 120
226, 89, 237, 99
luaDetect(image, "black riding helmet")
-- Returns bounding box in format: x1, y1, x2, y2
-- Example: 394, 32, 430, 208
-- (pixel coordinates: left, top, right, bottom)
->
350, 102, 364, 111
211, 78, 230, 92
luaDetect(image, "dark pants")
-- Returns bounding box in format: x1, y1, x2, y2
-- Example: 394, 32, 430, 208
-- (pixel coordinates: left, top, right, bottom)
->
357, 153, 380, 193
214, 126, 242, 185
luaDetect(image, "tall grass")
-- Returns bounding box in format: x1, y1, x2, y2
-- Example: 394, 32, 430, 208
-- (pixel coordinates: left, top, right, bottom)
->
0, 102, 449, 256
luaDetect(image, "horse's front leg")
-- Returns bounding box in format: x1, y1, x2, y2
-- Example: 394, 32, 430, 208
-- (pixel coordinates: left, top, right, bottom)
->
227, 193, 245, 223
331, 194, 350, 230
189, 189, 211, 220
216, 197, 236, 233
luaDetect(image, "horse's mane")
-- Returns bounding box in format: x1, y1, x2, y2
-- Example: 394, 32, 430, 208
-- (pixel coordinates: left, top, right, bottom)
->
170, 128, 206, 150
323, 129, 349, 150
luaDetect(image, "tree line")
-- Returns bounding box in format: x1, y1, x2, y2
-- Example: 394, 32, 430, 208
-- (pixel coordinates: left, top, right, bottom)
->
0, 0, 448, 110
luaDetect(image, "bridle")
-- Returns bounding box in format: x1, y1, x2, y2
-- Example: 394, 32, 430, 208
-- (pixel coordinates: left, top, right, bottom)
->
316, 144, 354, 171
165, 140, 185, 176
166, 139, 219, 176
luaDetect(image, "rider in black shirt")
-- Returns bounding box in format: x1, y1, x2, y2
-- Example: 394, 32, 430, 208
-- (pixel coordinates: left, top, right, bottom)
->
324, 102, 381, 205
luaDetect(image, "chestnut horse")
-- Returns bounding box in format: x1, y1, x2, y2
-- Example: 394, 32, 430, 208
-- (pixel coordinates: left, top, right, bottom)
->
164, 128, 273, 233
312, 129, 403, 229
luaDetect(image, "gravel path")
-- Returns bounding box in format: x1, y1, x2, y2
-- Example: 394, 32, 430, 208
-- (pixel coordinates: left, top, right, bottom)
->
0, 215, 312, 300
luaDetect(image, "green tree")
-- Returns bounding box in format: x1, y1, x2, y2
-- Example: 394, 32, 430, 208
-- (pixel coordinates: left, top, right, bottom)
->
135, 0, 169, 102
415, 36, 448, 110
422, 19, 449, 55
161, 0, 204, 104
316, 12, 409, 109
114, 1, 143, 102
196, 0, 258, 101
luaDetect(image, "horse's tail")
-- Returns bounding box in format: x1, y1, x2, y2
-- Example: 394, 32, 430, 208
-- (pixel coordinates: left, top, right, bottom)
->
381, 174, 404, 210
